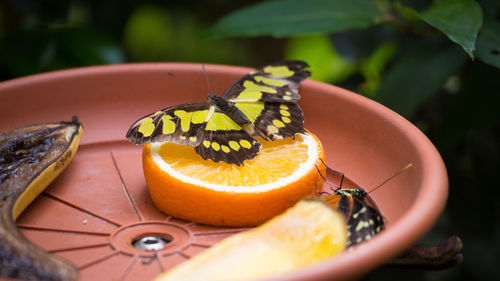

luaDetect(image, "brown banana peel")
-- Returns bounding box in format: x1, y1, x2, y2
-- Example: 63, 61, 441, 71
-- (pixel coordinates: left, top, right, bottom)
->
0, 118, 82, 281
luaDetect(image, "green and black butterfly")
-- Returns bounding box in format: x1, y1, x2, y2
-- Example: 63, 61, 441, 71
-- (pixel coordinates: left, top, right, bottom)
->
126, 61, 311, 165
318, 164, 385, 247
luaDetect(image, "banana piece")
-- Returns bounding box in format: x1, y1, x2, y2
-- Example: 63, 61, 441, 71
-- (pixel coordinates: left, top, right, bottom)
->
0, 118, 82, 281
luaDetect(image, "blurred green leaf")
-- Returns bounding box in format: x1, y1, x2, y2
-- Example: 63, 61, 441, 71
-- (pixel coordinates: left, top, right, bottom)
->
0, 5, 4, 37
438, 62, 500, 147
392, 1, 421, 22
56, 27, 124, 65
331, 25, 398, 62
419, 0, 483, 59
6, 0, 71, 23
373, 0, 391, 14
0, 27, 123, 77
122, 6, 252, 65
375, 44, 466, 117
123, 5, 172, 61
284, 35, 355, 83
203, 0, 385, 38
360, 42, 397, 95
189, 37, 252, 65
0, 30, 53, 76
67, 1, 90, 25
478, 0, 500, 18
476, 18, 500, 69
168, 12, 251, 65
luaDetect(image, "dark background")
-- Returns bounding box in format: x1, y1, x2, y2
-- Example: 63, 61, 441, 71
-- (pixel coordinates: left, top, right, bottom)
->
1, 0, 499, 280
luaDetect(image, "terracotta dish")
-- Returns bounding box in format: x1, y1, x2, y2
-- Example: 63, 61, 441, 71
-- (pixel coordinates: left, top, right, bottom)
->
0, 63, 448, 280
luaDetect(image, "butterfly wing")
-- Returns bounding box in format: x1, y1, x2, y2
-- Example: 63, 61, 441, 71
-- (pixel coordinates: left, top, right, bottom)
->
223, 61, 309, 141
127, 103, 261, 165
126, 102, 211, 145
347, 196, 385, 247
323, 189, 385, 247
222, 60, 311, 103
195, 109, 261, 165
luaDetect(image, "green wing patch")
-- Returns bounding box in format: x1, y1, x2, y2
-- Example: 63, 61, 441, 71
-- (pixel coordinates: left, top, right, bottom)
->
234, 101, 265, 123
223, 61, 311, 103
205, 111, 242, 131
126, 103, 210, 145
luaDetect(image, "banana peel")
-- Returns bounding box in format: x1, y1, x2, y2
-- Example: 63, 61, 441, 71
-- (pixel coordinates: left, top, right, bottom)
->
154, 198, 347, 281
0, 118, 82, 281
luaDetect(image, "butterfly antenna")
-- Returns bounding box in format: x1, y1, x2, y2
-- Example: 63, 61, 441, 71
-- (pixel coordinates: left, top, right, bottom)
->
367, 163, 413, 194
201, 64, 213, 94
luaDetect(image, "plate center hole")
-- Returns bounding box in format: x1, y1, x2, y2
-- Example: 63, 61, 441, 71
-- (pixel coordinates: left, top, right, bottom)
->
132, 234, 173, 251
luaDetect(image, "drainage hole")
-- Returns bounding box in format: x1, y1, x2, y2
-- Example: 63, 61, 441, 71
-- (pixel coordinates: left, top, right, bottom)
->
132, 234, 172, 251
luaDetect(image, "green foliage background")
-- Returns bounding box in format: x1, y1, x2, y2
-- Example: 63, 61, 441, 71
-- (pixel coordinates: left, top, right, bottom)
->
1, 0, 499, 280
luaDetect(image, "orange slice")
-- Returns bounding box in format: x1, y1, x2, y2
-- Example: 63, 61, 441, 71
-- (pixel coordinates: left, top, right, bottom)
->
153, 198, 347, 281
143, 132, 326, 226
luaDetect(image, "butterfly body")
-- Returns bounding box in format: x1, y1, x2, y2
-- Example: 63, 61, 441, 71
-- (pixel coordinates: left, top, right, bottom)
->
126, 61, 311, 165
207, 93, 251, 127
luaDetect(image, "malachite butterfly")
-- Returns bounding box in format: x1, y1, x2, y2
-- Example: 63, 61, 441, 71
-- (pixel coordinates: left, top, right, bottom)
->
126, 61, 311, 165
317, 162, 386, 247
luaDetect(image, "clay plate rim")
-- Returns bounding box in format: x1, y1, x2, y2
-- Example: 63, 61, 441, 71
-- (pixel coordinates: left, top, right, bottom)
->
0, 63, 448, 281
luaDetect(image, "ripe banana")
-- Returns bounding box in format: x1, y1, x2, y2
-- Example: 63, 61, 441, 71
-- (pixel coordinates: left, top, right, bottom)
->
0, 118, 83, 281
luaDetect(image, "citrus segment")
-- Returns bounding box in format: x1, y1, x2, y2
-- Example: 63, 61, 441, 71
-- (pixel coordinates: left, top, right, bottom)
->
153, 198, 347, 281
143, 132, 326, 226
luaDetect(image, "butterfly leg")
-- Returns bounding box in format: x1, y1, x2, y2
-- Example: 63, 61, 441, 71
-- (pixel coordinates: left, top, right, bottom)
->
315, 165, 333, 196
318, 158, 345, 192
315, 159, 345, 195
